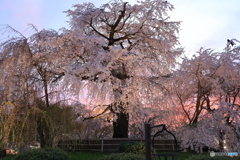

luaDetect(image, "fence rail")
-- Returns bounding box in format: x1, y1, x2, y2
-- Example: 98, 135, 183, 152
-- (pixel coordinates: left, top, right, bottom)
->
57, 138, 179, 152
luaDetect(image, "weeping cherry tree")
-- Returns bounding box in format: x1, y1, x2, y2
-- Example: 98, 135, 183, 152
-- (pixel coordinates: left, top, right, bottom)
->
46, 0, 182, 138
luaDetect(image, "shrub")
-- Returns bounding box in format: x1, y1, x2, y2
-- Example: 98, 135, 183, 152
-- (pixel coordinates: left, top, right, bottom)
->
118, 141, 156, 156
118, 141, 134, 152
118, 141, 146, 155
13, 148, 70, 160
0, 149, 6, 157
186, 154, 240, 160
202, 146, 219, 152
99, 153, 145, 160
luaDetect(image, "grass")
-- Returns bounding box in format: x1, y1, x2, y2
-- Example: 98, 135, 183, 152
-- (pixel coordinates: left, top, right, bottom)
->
0, 155, 13, 160
154, 151, 207, 160
68, 151, 109, 160
1, 151, 109, 160
0, 150, 211, 160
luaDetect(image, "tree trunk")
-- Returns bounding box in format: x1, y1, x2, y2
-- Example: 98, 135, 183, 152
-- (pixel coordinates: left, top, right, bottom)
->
37, 118, 53, 148
43, 79, 50, 108
219, 131, 224, 151
110, 62, 130, 138
112, 112, 129, 138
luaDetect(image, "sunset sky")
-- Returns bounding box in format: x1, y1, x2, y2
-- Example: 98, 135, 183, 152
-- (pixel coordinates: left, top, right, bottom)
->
1, 0, 240, 55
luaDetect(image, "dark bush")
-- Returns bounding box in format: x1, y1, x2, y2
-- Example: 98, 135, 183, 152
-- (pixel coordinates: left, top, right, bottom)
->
118, 141, 157, 157
118, 141, 134, 152
202, 146, 220, 152
100, 153, 145, 160
0, 149, 6, 157
118, 141, 145, 155
13, 148, 70, 160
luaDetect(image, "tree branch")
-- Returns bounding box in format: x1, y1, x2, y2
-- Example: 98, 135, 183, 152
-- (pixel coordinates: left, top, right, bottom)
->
83, 105, 111, 121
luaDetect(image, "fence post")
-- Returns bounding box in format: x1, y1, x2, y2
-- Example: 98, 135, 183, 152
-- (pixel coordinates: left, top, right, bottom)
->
145, 123, 151, 160
101, 139, 104, 152
172, 140, 175, 151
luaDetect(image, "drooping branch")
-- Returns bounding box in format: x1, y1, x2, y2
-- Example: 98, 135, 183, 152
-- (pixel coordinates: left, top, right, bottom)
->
4, 25, 26, 39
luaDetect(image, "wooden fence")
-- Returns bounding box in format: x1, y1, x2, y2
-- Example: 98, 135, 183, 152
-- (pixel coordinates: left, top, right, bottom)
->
57, 138, 179, 152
